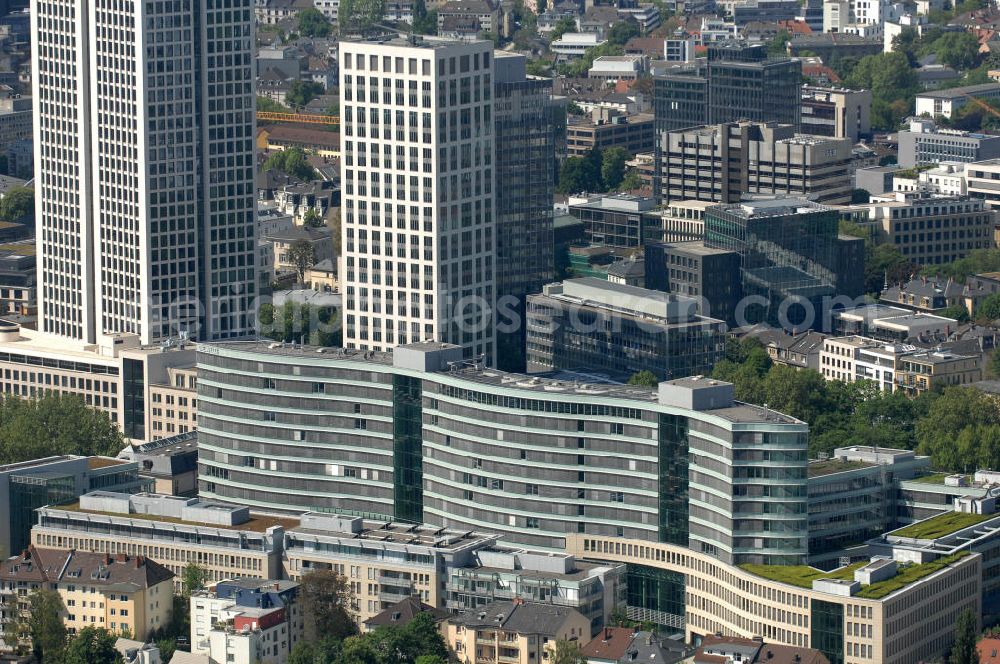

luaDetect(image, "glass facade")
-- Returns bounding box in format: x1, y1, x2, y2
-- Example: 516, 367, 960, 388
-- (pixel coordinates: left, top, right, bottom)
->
8, 473, 76, 557
122, 357, 146, 440
706, 44, 801, 128
658, 414, 689, 546
811, 598, 845, 664
393, 375, 423, 523
625, 563, 685, 629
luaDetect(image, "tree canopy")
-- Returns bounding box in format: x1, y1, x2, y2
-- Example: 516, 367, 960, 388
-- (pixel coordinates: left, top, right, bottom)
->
291, 612, 449, 664
558, 148, 637, 194
60, 627, 123, 664
338, 0, 385, 33
259, 301, 342, 347
298, 8, 332, 37
0, 393, 126, 465
27, 589, 67, 663
926, 249, 1000, 282
300, 569, 357, 641
627, 370, 659, 387
263, 148, 319, 181
285, 80, 326, 108
0, 186, 33, 221
845, 51, 919, 130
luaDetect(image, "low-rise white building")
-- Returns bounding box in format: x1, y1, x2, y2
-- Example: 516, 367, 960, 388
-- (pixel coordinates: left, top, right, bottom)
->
552, 33, 607, 60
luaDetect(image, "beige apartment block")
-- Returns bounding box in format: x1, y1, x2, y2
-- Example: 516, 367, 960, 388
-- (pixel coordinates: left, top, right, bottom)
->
148, 366, 197, 440
0, 547, 173, 652
444, 600, 592, 664
566, 535, 981, 664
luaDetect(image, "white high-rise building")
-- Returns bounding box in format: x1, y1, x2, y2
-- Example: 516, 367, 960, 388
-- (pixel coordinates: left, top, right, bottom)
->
339, 37, 495, 360
31, 0, 257, 345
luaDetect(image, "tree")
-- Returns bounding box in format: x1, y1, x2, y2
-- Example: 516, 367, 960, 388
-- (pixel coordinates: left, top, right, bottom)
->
845, 52, 919, 130
549, 17, 576, 42
627, 370, 659, 387
607, 21, 639, 47
263, 148, 319, 181
257, 95, 290, 113
929, 249, 1000, 282
285, 80, 326, 108
600, 148, 628, 190
557, 156, 600, 194
182, 563, 207, 597
978, 293, 1000, 321
926, 31, 981, 70
0, 393, 126, 464
850, 188, 871, 204
939, 304, 971, 323
298, 7, 333, 37
766, 28, 791, 56
412, 0, 437, 34
290, 635, 343, 664
552, 639, 585, 664
617, 170, 645, 192
916, 387, 1000, 471
287, 239, 317, 284
259, 302, 341, 346
865, 243, 916, 296
338, 0, 385, 33
300, 569, 357, 641
950, 607, 980, 664
27, 589, 66, 663
61, 627, 123, 664
303, 208, 325, 228
0, 186, 33, 221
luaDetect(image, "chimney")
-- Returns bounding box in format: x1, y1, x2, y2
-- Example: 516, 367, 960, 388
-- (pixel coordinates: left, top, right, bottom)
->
135, 556, 145, 568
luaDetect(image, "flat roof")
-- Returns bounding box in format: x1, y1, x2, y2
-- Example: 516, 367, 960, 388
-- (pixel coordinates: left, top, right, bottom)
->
808, 458, 875, 477
51, 501, 299, 534
289, 518, 496, 550
918, 82, 1000, 100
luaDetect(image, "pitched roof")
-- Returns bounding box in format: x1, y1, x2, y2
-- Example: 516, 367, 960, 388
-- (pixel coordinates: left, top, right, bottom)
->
581, 627, 637, 660
0, 546, 174, 590
450, 600, 585, 636
364, 596, 450, 628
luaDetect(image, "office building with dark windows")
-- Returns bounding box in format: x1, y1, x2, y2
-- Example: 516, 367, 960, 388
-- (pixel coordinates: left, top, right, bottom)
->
493, 54, 556, 373
196, 340, 809, 564
645, 242, 742, 325
568, 194, 662, 249
524, 278, 726, 380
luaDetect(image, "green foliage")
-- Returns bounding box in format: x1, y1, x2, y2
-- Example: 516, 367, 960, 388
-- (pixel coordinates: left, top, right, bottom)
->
526, 58, 553, 77
558, 156, 601, 194
600, 147, 628, 190
259, 301, 341, 347
627, 370, 659, 387
412, 0, 437, 34
766, 28, 791, 56
854, 552, 969, 599
916, 388, 1000, 471
549, 17, 577, 43
263, 147, 319, 181
290, 636, 343, 664
285, 80, 326, 108
0, 186, 33, 221
951, 607, 981, 664
607, 21, 639, 46
922, 31, 981, 70
926, 249, 1000, 282
552, 639, 585, 664
286, 239, 318, 284
559, 41, 625, 77
338, 0, 385, 33
60, 627, 123, 664
938, 304, 971, 323
27, 590, 66, 663
298, 7, 332, 37
156, 637, 177, 663
978, 293, 1000, 320
181, 563, 207, 597
892, 511, 991, 539
850, 188, 871, 204
0, 393, 126, 464
865, 243, 916, 296
846, 52, 919, 130
303, 208, 325, 228
257, 95, 290, 113
300, 569, 358, 641
617, 170, 645, 192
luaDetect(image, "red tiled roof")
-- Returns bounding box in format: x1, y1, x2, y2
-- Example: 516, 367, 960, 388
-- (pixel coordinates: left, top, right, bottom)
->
580, 627, 637, 660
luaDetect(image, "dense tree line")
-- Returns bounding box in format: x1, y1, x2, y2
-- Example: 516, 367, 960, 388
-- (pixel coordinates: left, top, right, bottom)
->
713, 338, 1000, 471
289, 612, 449, 664
0, 393, 125, 464
558, 148, 630, 194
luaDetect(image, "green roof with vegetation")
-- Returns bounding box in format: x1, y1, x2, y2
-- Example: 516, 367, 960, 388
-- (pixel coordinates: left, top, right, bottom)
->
808, 459, 874, 477
741, 552, 972, 599
911, 472, 957, 485
891, 512, 993, 539
738, 562, 868, 589
855, 552, 970, 600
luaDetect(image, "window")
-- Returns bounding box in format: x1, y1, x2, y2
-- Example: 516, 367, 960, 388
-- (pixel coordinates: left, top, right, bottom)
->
526, 517, 540, 528
264, 378, 276, 389
525, 484, 539, 495
610, 491, 625, 502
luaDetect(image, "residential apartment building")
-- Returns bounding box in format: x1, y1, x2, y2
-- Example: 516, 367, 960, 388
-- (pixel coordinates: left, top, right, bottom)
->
339, 37, 495, 360
820, 335, 982, 393
567, 194, 661, 248
283, 513, 496, 624
444, 600, 592, 664
567, 534, 981, 664
493, 54, 556, 373
31, 492, 289, 590
656, 122, 853, 206
842, 192, 994, 266
0, 547, 173, 651
0, 92, 29, 152
31, 0, 257, 344
566, 112, 656, 158
197, 341, 810, 563
148, 366, 197, 441
436, 0, 501, 38
0, 321, 195, 442
0, 455, 147, 560
190, 579, 303, 664
878, 276, 964, 314
800, 86, 872, 142
525, 278, 726, 381
652, 42, 802, 134
897, 118, 1000, 168
966, 159, 1000, 210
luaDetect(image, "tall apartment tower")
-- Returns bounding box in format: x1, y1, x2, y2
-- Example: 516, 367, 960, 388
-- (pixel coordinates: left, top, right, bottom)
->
339, 37, 496, 360
31, 0, 257, 345
493, 53, 555, 373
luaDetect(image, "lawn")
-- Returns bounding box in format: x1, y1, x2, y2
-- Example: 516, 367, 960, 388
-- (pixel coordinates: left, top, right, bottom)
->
891, 512, 993, 540
855, 552, 970, 599
739, 561, 868, 589
911, 472, 956, 485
